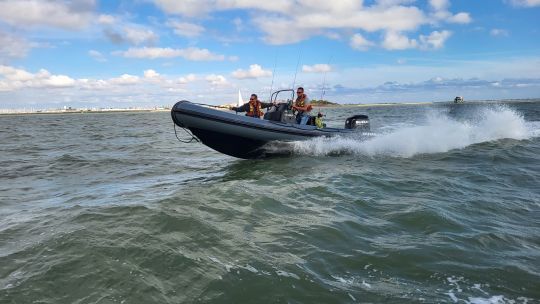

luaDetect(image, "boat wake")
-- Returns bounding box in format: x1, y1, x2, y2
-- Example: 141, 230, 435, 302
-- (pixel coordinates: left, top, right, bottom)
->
271, 105, 537, 158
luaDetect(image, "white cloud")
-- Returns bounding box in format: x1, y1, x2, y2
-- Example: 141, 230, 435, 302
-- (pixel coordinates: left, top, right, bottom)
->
0, 65, 75, 90
88, 50, 106, 62
206, 74, 229, 86
0, 0, 95, 30
255, 5, 426, 45
43, 75, 76, 87
124, 26, 158, 45
2, 56, 540, 106
379, 30, 451, 50
152, 0, 291, 17
78, 78, 109, 91
99, 16, 158, 46
0, 31, 34, 60
350, 33, 374, 51
80, 71, 197, 90
255, 17, 316, 45
0, 81, 11, 92
302, 64, 332, 73
325, 32, 342, 40
429, 0, 449, 11
97, 14, 116, 25
233, 18, 243, 31
151, 0, 471, 48
508, 0, 540, 7
332, 77, 540, 102
232, 64, 272, 79
0, 65, 34, 82
0, 65, 232, 104
144, 69, 160, 79
375, 0, 417, 8
110, 74, 140, 85
419, 30, 452, 49
429, 0, 471, 24
382, 31, 418, 50
178, 74, 196, 84
449, 12, 472, 24
152, 0, 213, 17
104, 27, 158, 46
490, 29, 509, 37
294, 0, 362, 14
119, 47, 227, 61
167, 20, 205, 37
327, 57, 540, 102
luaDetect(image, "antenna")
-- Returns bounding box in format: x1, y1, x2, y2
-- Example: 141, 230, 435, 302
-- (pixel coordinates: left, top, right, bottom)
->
292, 45, 302, 90
320, 56, 333, 101
269, 51, 277, 102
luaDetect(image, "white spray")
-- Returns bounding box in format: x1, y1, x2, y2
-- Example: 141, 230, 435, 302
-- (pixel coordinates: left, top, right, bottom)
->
292, 105, 534, 158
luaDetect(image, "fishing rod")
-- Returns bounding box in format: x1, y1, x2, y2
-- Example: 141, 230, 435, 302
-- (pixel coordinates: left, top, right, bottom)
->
320, 56, 333, 102
318, 56, 333, 115
289, 45, 303, 112
292, 45, 302, 91
268, 51, 277, 102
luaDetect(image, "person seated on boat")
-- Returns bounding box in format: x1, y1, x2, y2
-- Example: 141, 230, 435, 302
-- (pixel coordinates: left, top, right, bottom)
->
314, 112, 325, 128
292, 87, 312, 125
230, 94, 273, 118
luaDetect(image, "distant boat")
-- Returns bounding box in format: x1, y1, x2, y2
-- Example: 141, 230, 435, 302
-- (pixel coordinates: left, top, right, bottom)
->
454, 96, 464, 103
237, 90, 244, 107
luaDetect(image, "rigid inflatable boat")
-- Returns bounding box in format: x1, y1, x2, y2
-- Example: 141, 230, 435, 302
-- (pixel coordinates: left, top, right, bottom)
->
171, 89, 371, 159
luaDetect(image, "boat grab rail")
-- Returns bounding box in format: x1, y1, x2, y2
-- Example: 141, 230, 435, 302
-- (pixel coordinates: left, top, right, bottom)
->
270, 89, 295, 105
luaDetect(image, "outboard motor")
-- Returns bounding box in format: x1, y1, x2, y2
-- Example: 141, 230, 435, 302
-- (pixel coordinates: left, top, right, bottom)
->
345, 115, 370, 131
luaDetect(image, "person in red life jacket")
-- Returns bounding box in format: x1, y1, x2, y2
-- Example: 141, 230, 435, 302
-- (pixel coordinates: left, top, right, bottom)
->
230, 94, 273, 118
292, 87, 312, 124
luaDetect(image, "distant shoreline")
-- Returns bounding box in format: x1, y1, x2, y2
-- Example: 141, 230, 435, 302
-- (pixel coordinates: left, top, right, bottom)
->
342, 101, 433, 107
2, 98, 538, 116
324, 98, 540, 108
0, 108, 170, 116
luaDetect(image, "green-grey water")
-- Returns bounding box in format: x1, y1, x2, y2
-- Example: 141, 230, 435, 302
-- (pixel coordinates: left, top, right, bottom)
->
1, 101, 539, 303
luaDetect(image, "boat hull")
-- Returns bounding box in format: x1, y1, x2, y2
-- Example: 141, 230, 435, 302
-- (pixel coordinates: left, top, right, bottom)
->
189, 127, 271, 159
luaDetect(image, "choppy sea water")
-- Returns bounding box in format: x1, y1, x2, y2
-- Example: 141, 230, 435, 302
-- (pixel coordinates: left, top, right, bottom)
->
1, 100, 539, 303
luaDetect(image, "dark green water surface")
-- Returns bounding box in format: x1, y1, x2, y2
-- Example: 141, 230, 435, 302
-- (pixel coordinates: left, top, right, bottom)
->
1, 101, 539, 303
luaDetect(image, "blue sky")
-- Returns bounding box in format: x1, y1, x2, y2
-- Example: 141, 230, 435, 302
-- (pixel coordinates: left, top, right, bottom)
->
0, 0, 539, 108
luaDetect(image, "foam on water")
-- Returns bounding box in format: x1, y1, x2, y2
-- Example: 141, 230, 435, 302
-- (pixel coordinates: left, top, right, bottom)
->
292, 105, 535, 157
441, 275, 533, 304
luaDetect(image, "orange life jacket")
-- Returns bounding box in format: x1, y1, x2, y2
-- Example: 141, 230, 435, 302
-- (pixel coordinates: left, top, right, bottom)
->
295, 94, 312, 113
246, 100, 263, 117
295, 94, 305, 108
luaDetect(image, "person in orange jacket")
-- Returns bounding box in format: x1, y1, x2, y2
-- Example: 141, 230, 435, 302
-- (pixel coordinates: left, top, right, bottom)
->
230, 94, 273, 118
